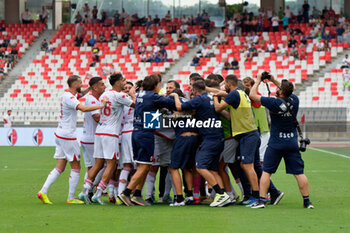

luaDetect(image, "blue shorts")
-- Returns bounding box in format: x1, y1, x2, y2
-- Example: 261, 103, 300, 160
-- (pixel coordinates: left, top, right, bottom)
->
263, 144, 304, 175
132, 129, 155, 164
195, 138, 224, 172
235, 130, 261, 164
170, 135, 199, 170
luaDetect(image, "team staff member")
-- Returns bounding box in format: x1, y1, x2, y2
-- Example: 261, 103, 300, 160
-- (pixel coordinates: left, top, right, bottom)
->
171, 80, 230, 207
249, 73, 314, 209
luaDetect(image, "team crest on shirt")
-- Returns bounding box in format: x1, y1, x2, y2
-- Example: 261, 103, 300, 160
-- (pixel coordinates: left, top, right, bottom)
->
32, 129, 43, 146
143, 110, 162, 129
7, 129, 17, 146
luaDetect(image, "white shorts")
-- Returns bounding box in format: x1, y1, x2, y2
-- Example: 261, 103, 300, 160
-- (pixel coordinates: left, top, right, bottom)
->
93, 135, 119, 160
259, 132, 270, 162
153, 135, 173, 166
220, 138, 239, 164
120, 132, 134, 165
81, 143, 95, 167
53, 137, 81, 162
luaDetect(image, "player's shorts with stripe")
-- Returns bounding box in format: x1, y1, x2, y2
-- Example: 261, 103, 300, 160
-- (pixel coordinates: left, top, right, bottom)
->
263, 143, 304, 175
132, 129, 155, 165
170, 135, 199, 170
81, 142, 95, 167
53, 137, 80, 162
93, 135, 119, 160
235, 130, 261, 164
153, 135, 173, 166
120, 131, 134, 165
220, 137, 239, 164
195, 138, 224, 172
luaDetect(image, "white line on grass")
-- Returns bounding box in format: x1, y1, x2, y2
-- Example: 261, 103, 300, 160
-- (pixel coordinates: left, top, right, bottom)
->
309, 147, 350, 160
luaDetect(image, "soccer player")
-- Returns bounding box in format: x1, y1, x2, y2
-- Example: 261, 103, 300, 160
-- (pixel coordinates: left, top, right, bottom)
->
80, 77, 106, 199
249, 73, 314, 209
210, 75, 283, 206
168, 89, 199, 206
37, 75, 108, 204
171, 80, 230, 207
118, 74, 175, 206
80, 73, 135, 205
243, 77, 270, 164
116, 81, 135, 204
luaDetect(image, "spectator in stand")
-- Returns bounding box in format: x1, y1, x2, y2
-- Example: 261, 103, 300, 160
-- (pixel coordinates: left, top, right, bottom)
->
21, 9, 31, 24
120, 31, 130, 43
196, 14, 202, 25
74, 35, 83, 47
10, 47, 18, 65
201, 45, 211, 58
91, 45, 100, 66
338, 13, 346, 25
278, 7, 283, 19
282, 13, 289, 29
0, 48, 4, 59
262, 16, 270, 32
1, 36, 9, 48
75, 11, 82, 23
127, 39, 134, 54
300, 36, 307, 45
152, 44, 160, 54
224, 59, 232, 70
180, 24, 188, 33
345, 26, 350, 44
302, 0, 310, 23
266, 41, 275, 52
40, 6, 49, 25
227, 17, 236, 36
158, 27, 166, 38
158, 34, 169, 46
181, 15, 189, 24
231, 57, 239, 70
110, 30, 118, 45
47, 42, 54, 53
336, 24, 345, 43
146, 52, 155, 62
140, 51, 148, 62
191, 55, 200, 66
212, 34, 222, 45
297, 43, 306, 60
285, 5, 292, 19
98, 31, 107, 42
138, 43, 146, 54
121, 8, 129, 21
197, 31, 207, 44
177, 30, 187, 43
312, 6, 320, 17
341, 54, 350, 69
146, 26, 154, 38
153, 14, 160, 26
343, 68, 350, 91
277, 44, 288, 56
75, 21, 85, 37
159, 46, 167, 62
165, 11, 172, 22
83, 3, 90, 18
41, 39, 49, 51
257, 15, 263, 32
0, 64, 4, 81
100, 10, 107, 24
251, 16, 258, 32
9, 37, 17, 48
87, 35, 97, 47
92, 6, 98, 23
113, 10, 120, 26
316, 39, 325, 51
288, 35, 298, 48
82, 15, 90, 24
297, 11, 303, 24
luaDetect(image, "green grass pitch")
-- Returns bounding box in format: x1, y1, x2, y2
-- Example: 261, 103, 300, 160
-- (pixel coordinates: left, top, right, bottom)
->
0, 146, 350, 233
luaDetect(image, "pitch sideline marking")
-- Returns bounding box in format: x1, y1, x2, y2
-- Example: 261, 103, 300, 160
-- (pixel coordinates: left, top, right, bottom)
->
309, 147, 350, 160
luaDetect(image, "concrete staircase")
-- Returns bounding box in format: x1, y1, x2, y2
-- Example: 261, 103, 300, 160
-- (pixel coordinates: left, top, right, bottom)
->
162, 27, 221, 83
0, 30, 57, 98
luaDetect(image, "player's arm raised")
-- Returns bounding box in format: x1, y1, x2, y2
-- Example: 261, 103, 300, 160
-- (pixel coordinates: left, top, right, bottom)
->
169, 93, 182, 111
206, 86, 228, 97
79, 86, 91, 97
213, 95, 229, 112
249, 73, 262, 105
77, 96, 109, 112
128, 86, 137, 108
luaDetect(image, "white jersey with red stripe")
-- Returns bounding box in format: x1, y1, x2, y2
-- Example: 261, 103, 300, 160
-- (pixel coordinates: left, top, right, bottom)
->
95, 90, 133, 137
55, 90, 80, 139
121, 96, 134, 134
81, 94, 101, 144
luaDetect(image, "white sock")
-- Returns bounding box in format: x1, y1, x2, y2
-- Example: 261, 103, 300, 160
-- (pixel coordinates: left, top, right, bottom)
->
82, 178, 93, 195
68, 168, 80, 200
227, 191, 234, 200
118, 167, 131, 195
93, 167, 105, 187
84, 170, 88, 181
108, 180, 116, 198
41, 168, 63, 194
114, 181, 119, 196
95, 181, 107, 198
145, 171, 156, 199
164, 170, 173, 196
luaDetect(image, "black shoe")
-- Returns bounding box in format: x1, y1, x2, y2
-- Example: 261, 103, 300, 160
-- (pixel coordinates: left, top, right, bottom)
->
270, 191, 284, 205
145, 197, 155, 205
304, 201, 314, 209
88, 192, 94, 201
251, 200, 266, 209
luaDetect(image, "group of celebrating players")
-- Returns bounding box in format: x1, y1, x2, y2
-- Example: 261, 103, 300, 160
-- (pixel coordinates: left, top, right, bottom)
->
37, 71, 314, 209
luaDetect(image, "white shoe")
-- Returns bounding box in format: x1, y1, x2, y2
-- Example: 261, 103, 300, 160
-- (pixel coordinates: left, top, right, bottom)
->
170, 200, 185, 206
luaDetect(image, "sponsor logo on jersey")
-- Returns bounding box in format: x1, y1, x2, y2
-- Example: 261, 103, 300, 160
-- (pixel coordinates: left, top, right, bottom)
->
33, 129, 43, 146
7, 129, 17, 146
